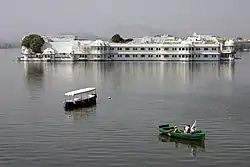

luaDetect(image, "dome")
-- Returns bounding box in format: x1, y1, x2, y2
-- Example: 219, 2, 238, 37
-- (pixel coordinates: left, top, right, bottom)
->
43, 48, 55, 54
141, 36, 153, 43
225, 40, 234, 46
90, 40, 109, 47
23, 48, 30, 54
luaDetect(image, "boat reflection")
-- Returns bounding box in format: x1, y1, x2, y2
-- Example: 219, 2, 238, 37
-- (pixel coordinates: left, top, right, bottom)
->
64, 105, 97, 121
158, 134, 205, 157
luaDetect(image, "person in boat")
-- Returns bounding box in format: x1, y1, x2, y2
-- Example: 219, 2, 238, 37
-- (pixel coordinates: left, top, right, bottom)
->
184, 125, 191, 133
168, 126, 179, 134
173, 126, 178, 132
190, 126, 196, 133
190, 120, 197, 133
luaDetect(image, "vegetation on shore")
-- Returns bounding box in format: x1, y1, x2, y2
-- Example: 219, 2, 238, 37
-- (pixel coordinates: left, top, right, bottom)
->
21, 34, 45, 53
111, 34, 133, 43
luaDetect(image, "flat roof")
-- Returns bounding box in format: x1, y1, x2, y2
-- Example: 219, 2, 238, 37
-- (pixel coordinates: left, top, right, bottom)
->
64, 87, 96, 96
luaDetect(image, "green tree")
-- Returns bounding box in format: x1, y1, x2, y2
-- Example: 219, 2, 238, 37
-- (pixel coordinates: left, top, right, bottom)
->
111, 34, 133, 43
21, 35, 32, 48
111, 34, 124, 43
236, 37, 243, 40
21, 34, 45, 53
125, 38, 133, 42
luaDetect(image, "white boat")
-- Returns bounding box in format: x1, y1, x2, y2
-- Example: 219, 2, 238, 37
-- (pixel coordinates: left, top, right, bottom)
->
19, 32, 237, 62
64, 87, 97, 110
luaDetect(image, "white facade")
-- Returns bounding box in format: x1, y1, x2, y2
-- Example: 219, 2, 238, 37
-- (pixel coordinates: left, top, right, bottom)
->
18, 33, 237, 62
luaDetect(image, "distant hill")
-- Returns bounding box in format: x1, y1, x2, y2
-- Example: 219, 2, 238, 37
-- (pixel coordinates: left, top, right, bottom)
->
98, 24, 177, 39
57, 31, 104, 40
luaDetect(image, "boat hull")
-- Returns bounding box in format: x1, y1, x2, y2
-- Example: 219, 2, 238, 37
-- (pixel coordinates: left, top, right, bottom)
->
64, 95, 97, 110
159, 124, 205, 141
158, 134, 205, 149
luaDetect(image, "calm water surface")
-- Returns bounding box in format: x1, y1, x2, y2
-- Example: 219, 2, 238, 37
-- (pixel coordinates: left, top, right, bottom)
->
0, 49, 250, 167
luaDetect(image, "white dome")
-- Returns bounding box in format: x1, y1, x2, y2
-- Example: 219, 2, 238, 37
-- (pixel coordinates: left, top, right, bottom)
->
43, 48, 55, 54
225, 40, 234, 46
23, 48, 30, 54
141, 36, 153, 43
90, 40, 109, 47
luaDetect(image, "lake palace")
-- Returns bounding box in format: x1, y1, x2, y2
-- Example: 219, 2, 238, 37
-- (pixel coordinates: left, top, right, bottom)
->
18, 32, 237, 62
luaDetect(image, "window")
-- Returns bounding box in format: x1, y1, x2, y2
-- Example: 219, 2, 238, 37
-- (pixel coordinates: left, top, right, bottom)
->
141, 55, 145, 57
125, 48, 129, 50
212, 48, 217, 50
164, 55, 169, 58
133, 48, 137, 50
204, 55, 208, 58
133, 55, 137, 57
204, 48, 208, 50
141, 48, 145, 50
125, 55, 130, 58
164, 48, 169, 51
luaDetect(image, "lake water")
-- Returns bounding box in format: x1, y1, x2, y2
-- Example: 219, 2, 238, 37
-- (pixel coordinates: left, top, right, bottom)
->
0, 49, 250, 167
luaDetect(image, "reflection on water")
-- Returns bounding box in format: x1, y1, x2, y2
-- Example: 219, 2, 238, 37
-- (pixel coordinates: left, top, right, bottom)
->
22, 61, 235, 86
24, 62, 45, 84
64, 105, 97, 121
218, 61, 235, 81
158, 134, 205, 157
23, 62, 46, 99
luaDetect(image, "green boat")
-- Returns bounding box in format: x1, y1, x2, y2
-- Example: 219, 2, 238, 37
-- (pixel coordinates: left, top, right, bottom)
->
158, 134, 205, 149
158, 124, 205, 141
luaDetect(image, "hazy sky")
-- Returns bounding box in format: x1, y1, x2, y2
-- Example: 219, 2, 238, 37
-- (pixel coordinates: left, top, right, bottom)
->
0, 0, 249, 39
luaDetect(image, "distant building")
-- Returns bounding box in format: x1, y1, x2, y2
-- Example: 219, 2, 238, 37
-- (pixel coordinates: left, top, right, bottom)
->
18, 32, 237, 62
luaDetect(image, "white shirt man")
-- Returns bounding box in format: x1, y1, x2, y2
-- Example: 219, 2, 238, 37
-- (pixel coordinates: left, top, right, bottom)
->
190, 120, 197, 133
184, 125, 191, 133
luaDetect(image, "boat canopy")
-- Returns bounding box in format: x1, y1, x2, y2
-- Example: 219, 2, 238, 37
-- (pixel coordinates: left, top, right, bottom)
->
64, 87, 96, 96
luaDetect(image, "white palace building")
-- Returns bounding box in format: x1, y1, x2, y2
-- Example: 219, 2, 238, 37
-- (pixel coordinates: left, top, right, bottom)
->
18, 32, 237, 62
